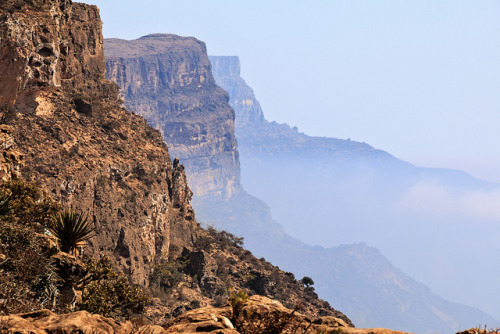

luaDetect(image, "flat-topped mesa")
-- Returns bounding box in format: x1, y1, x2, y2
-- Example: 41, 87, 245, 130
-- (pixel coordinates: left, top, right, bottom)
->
105, 34, 242, 200
0, 2, 199, 286
210, 55, 240, 79
0, 0, 106, 106
208, 56, 266, 131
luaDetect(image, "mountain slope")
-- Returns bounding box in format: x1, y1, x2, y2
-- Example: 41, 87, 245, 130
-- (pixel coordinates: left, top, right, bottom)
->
105, 34, 241, 200
0, 0, 352, 323
0, 0, 199, 286
103, 36, 499, 332
209, 56, 500, 322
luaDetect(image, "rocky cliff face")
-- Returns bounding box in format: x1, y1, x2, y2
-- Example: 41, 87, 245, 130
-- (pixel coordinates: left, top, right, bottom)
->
0, 0, 105, 106
208, 56, 395, 160
210, 56, 265, 130
0, 2, 352, 324
208, 55, 500, 332
0, 0, 198, 286
100, 34, 500, 331
105, 35, 241, 200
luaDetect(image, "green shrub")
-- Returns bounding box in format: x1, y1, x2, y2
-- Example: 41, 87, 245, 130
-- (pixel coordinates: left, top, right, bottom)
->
150, 258, 187, 291
190, 299, 201, 309
196, 226, 244, 251
0, 179, 61, 232
301, 276, 314, 288
78, 256, 149, 319
0, 180, 63, 314
0, 219, 58, 314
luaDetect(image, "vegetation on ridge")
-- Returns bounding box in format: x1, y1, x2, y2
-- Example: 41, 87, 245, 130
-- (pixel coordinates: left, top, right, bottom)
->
0, 179, 149, 319
0, 179, 61, 314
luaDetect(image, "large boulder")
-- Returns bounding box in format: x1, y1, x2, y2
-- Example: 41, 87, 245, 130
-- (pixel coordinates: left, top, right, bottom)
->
0, 309, 133, 333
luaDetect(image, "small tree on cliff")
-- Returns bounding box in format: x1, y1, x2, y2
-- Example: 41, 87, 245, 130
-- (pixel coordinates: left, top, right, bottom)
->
301, 276, 314, 287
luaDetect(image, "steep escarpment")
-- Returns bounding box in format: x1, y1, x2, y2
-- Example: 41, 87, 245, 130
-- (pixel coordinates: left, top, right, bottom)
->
102, 34, 353, 323
0, 1, 353, 325
209, 56, 398, 161
101, 31, 499, 331
105, 35, 241, 199
208, 55, 500, 332
0, 0, 198, 286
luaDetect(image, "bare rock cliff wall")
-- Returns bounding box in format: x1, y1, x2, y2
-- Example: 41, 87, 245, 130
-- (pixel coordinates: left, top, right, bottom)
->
105, 35, 241, 200
0, 0, 199, 286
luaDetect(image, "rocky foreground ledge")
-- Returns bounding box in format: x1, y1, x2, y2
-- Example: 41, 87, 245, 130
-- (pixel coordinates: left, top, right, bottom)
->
0, 295, 410, 334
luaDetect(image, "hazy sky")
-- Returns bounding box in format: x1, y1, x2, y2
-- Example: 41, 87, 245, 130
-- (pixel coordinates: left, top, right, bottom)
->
82, 0, 500, 183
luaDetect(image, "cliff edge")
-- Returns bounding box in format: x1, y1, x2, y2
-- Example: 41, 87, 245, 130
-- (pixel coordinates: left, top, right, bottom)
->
0, 1, 353, 325
0, 0, 198, 286
105, 35, 241, 200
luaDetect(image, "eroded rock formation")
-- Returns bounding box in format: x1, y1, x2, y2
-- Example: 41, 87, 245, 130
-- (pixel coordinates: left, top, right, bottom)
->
0, 297, 410, 334
0, 2, 354, 326
0, 0, 198, 286
0, 0, 105, 106
105, 35, 241, 199
0, 124, 23, 182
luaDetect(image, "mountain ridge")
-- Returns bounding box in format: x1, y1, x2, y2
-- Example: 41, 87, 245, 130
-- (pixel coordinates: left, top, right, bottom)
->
209, 55, 500, 325
103, 36, 499, 332
0, 0, 350, 324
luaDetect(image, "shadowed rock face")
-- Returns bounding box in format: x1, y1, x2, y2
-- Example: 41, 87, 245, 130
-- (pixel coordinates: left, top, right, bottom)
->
105, 35, 241, 200
0, 0, 199, 286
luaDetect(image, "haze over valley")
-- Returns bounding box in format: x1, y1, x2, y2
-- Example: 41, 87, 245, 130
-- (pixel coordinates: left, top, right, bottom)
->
3, 0, 499, 332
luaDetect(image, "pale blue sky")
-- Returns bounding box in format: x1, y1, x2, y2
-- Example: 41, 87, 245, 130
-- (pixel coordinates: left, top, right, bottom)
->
82, 0, 500, 183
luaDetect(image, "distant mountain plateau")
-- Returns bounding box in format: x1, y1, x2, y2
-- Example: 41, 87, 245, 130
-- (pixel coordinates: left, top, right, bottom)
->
103, 35, 500, 333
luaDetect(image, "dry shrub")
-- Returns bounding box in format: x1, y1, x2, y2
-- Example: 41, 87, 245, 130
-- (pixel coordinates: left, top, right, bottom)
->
77, 256, 149, 320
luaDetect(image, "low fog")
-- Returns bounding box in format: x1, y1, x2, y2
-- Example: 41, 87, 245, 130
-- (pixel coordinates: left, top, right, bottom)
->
239, 154, 500, 319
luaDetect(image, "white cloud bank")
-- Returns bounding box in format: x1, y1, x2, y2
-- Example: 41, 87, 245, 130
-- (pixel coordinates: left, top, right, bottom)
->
397, 180, 500, 223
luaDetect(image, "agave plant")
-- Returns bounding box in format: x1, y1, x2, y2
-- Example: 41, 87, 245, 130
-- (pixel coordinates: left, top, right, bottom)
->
49, 210, 94, 254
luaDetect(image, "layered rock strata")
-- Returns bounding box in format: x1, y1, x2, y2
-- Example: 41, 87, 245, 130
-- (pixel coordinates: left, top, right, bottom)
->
0, 0, 198, 286
102, 36, 499, 332
105, 35, 241, 199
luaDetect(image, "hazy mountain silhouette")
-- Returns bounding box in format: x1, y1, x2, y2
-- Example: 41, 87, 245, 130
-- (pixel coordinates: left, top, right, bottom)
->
210, 55, 500, 327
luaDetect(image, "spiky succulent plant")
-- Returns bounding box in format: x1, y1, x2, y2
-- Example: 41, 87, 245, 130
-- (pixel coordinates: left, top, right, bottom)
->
48, 210, 94, 254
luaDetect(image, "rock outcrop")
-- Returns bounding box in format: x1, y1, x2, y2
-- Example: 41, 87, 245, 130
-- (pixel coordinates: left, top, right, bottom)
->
164, 295, 355, 334
0, 2, 353, 326
0, 309, 134, 334
0, 124, 23, 182
102, 36, 500, 332
0, 298, 408, 334
0, 0, 105, 106
105, 35, 241, 199
0, 0, 198, 286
